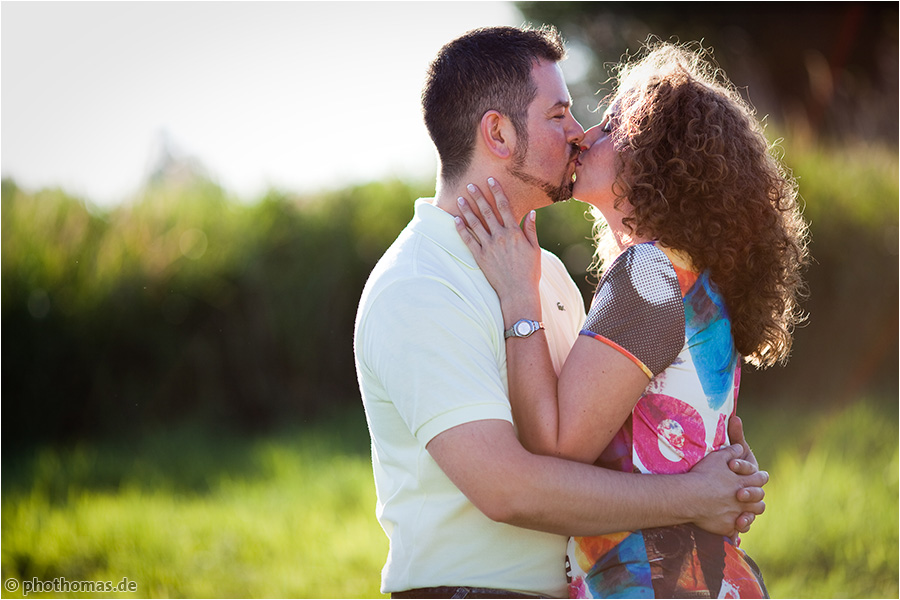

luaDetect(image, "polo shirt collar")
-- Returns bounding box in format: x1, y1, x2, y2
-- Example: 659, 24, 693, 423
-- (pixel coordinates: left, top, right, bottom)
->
411, 198, 478, 269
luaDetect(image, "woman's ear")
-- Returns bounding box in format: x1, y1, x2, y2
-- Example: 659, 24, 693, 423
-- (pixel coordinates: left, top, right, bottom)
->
480, 110, 515, 159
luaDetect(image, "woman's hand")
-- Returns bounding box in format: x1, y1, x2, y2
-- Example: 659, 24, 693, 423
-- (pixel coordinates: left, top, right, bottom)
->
454, 178, 541, 311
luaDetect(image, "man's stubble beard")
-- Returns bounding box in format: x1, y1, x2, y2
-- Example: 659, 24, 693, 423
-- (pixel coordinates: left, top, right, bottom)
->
506, 142, 575, 205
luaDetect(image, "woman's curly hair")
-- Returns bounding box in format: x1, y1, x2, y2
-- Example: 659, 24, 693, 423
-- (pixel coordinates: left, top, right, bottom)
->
591, 41, 809, 368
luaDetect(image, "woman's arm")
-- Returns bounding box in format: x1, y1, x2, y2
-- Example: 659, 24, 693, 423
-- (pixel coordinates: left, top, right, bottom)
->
455, 180, 649, 463
456, 179, 768, 535
455, 183, 562, 455
556, 337, 650, 462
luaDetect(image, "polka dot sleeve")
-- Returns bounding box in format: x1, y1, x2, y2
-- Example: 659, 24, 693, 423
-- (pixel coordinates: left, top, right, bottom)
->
580, 243, 685, 377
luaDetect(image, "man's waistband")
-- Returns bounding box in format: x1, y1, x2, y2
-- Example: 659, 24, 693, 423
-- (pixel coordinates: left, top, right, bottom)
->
391, 586, 551, 599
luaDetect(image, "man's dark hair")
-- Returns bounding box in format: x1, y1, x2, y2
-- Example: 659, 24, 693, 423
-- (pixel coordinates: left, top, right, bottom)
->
422, 25, 566, 184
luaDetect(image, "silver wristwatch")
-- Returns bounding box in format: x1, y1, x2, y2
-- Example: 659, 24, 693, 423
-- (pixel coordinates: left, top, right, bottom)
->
503, 318, 544, 339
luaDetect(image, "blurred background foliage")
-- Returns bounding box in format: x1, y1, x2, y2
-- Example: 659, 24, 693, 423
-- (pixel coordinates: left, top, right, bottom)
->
2, 174, 434, 448
518, 1, 898, 146
514, 0, 899, 424
2, 2, 897, 598
3, 137, 896, 449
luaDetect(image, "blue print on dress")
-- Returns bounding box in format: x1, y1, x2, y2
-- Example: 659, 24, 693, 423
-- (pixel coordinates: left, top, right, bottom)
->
585, 532, 653, 599
683, 272, 738, 411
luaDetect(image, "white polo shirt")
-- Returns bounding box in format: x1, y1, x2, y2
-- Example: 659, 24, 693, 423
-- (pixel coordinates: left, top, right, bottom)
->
354, 199, 586, 597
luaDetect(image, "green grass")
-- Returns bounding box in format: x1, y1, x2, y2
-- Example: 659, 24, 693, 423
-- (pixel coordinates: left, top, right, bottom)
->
738, 395, 899, 599
2, 397, 897, 599
1, 414, 388, 598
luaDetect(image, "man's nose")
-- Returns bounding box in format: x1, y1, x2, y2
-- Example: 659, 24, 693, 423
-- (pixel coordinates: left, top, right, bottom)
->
567, 114, 586, 146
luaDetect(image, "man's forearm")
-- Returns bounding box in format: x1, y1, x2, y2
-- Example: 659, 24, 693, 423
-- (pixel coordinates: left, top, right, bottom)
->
498, 448, 702, 535
428, 419, 731, 537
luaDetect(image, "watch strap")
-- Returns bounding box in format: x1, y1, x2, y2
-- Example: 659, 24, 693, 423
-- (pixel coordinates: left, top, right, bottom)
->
504, 319, 545, 339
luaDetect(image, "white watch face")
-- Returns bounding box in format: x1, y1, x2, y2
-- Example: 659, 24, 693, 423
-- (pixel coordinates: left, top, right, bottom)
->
515, 321, 532, 336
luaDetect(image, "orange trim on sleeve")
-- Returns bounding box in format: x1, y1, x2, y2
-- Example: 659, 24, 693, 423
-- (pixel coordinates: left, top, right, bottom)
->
580, 331, 654, 379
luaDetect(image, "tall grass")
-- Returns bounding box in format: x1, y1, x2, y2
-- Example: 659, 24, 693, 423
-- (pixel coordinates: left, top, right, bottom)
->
2, 397, 896, 599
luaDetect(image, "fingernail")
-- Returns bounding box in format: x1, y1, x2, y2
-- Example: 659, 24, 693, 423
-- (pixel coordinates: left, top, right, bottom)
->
454, 216, 462, 225
457, 196, 466, 206
487, 177, 496, 187
467, 184, 476, 193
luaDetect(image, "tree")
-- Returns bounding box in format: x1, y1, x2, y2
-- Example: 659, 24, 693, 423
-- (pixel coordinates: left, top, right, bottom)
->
517, 1, 898, 144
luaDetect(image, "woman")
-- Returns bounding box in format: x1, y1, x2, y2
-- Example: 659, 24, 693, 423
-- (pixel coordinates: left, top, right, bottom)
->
454, 42, 808, 598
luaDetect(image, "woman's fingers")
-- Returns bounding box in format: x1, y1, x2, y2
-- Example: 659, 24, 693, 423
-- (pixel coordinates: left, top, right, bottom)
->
484, 178, 538, 250
456, 177, 539, 252
465, 183, 504, 229
457, 196, 488, 244
454, 178, 542, 301
487, 178, 514, 228
454, 213, 481, 253
523, 209, 539, 248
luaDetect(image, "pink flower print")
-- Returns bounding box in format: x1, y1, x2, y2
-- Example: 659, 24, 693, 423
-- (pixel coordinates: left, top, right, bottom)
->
634, 394, 706, 473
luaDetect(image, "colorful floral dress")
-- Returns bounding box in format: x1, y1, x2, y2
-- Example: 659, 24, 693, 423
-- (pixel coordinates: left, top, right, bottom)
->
567, 242, 768, 599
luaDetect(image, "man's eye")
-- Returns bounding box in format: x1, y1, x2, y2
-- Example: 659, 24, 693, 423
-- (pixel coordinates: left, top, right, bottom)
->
601, 123, 612, 133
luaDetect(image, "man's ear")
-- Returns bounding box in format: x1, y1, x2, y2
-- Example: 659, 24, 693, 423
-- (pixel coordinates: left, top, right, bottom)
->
479, 110, 515, 159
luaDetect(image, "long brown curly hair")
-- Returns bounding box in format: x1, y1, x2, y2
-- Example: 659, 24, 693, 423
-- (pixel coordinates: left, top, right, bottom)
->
590, 41, 809, 368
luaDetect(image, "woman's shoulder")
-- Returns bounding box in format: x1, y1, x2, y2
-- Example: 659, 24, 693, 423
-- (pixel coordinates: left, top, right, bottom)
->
604, 242, 676, 284
586, 241, 687, 377
594, 242, 683, 311
609, 240, 667, 263
604, 242, 701, 298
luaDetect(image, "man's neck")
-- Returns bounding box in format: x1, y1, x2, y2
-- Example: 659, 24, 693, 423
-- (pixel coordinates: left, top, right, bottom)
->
434, 172, 534, 225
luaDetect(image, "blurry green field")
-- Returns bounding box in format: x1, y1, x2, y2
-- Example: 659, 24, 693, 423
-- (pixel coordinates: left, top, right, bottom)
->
2, 396, 897, 599
1, 413, 388, 599
738, 395, 899, 599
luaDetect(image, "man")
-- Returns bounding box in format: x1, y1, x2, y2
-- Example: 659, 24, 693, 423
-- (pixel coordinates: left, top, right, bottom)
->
354, 26, 767, 599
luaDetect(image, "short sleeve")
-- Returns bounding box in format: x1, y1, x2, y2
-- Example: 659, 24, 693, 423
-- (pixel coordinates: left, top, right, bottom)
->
358, 277, 512, 445
581, 243, 685, 376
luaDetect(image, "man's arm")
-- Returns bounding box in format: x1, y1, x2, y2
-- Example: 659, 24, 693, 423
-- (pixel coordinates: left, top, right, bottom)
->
427, 418, 767, 537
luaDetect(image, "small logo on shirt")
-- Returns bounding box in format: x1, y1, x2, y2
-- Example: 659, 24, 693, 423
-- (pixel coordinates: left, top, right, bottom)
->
557, 302, 566, 311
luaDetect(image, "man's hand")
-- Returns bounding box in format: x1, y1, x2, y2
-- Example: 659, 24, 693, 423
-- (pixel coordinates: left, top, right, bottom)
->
688, 444, 768, 537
